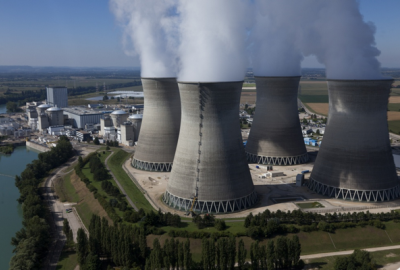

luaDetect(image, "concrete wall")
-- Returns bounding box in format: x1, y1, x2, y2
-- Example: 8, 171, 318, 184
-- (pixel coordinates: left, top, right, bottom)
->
246, 76, 308, 165
26, 141, 50, 152
310, 80, 399, 199
165, 82, 256, 213
132, 78, 181, 171
121, 123, 135, 146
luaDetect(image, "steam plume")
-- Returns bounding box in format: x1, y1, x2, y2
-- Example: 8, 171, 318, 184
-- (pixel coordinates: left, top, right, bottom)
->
251, 0, 303, 76
251, 0, 383, 79
110, 0, 179, 78
177, 0, 253, 82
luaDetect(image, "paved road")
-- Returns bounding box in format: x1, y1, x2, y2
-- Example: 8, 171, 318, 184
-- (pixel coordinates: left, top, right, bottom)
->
42, 155, 87, 270
105, 151, 139, 211
301, 245, 400, 260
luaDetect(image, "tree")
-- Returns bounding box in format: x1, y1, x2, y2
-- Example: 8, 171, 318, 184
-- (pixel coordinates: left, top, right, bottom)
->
94, 137, 100, 145
237, 239, 247, 270
184, 238, 192, 270
291, 235, 301, 267
103, 95, 109, 101
6, 101, 19, 112
266, 240, 275, 270
83, 252, 101, 270
77, 228, 89, 266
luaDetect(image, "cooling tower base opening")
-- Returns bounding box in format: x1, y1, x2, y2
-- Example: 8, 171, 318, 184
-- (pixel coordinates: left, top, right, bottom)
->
132, 158, 172, 172
163, 191, 257, 214
246, 152, 309, 166
308, 179, 400, 202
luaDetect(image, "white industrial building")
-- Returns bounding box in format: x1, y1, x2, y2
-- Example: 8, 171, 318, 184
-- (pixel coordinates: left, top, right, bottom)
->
100, 111, 143, 146
63, 107, 112, 129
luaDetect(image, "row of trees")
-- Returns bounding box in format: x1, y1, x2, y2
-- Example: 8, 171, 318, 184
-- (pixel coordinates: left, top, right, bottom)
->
193, 213, 227, 231
76, 214, 302, 269
243, 209, 398, 240
88, 154, 109, 181
10, 136, 74, 269
245, 209, 400, 227
0, 89, 45, 105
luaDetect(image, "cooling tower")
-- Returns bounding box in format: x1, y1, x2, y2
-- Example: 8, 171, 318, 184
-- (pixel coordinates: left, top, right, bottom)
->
309, 79, 400, 201
246, 76, 308, 165
164, 81, 257, 213
132, 78, 181, 172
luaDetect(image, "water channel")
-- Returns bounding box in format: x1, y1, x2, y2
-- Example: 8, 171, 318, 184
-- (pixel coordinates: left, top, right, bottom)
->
0, 146, 39, 269
0, 104, 6, 114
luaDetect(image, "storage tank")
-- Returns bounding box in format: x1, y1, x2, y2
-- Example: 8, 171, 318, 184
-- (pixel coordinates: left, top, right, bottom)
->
164, 81, 257, 213
36, 103, 52, 114
110, 110, 128, 127
46, 107, 64, 126
246, 76, 308, 165
309, 79, 400, 201
132, 78, 181, 172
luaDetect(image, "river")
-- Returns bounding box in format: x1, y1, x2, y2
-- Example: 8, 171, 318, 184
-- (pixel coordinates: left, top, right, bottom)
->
0, 146, 39, 269
0, 104, 6, 114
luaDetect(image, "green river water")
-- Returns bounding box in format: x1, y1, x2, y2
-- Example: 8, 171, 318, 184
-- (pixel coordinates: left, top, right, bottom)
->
0, 146, 39, 269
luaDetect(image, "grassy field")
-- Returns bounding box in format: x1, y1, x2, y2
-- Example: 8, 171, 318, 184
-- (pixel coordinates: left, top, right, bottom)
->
388, 103, 400, 111
80, 150, 130, 220
70, 171, 112, 228
389, 120, 400, 134
296, 202, 324, 209
53, 171, 80, 202
56, 246, 78, 270
107, 149, 154, 212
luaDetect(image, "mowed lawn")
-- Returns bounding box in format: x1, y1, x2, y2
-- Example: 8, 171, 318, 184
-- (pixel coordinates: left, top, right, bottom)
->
107, 149, 154, 212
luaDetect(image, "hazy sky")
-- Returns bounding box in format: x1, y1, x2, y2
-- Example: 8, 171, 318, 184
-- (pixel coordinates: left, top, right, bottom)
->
0, 0, 399, 68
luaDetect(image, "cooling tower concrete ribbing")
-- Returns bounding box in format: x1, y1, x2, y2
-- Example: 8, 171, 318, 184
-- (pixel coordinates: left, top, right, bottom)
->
132, 78, 181, 172
164, 82, 257, 213
246, 76, 308, 165
309, 79, 400, 202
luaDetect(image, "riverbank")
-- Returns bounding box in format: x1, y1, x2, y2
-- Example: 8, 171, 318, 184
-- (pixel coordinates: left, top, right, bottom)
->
0, 146, 39, 270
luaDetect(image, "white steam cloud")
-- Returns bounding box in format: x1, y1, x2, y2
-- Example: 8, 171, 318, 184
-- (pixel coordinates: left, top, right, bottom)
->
251, 0, 382, 79
177, 0, 253, 82
111, 0, 384, 81
251, 0, 303, 77
110, 0, 179, 78
299, 0, 383, 79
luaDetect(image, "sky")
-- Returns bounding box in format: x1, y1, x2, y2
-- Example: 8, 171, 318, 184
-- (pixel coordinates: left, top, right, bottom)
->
0, 0, 399, 68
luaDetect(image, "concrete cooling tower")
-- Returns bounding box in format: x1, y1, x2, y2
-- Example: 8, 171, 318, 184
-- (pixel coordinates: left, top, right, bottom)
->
246, 76, 308, 165
132, 78, 181, 172
164, 81, 257, 213
309, 79, 400, 201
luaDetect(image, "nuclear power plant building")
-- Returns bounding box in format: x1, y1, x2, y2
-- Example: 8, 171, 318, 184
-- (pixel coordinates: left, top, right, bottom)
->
46, 87, 68, 108
246, 76, 308, 165
132, 78, 181, 172
164, 81, 257, 213
309, 79, 400, 201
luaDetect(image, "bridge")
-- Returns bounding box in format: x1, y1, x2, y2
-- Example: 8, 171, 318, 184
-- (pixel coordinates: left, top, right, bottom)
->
0, 173, 14, 179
